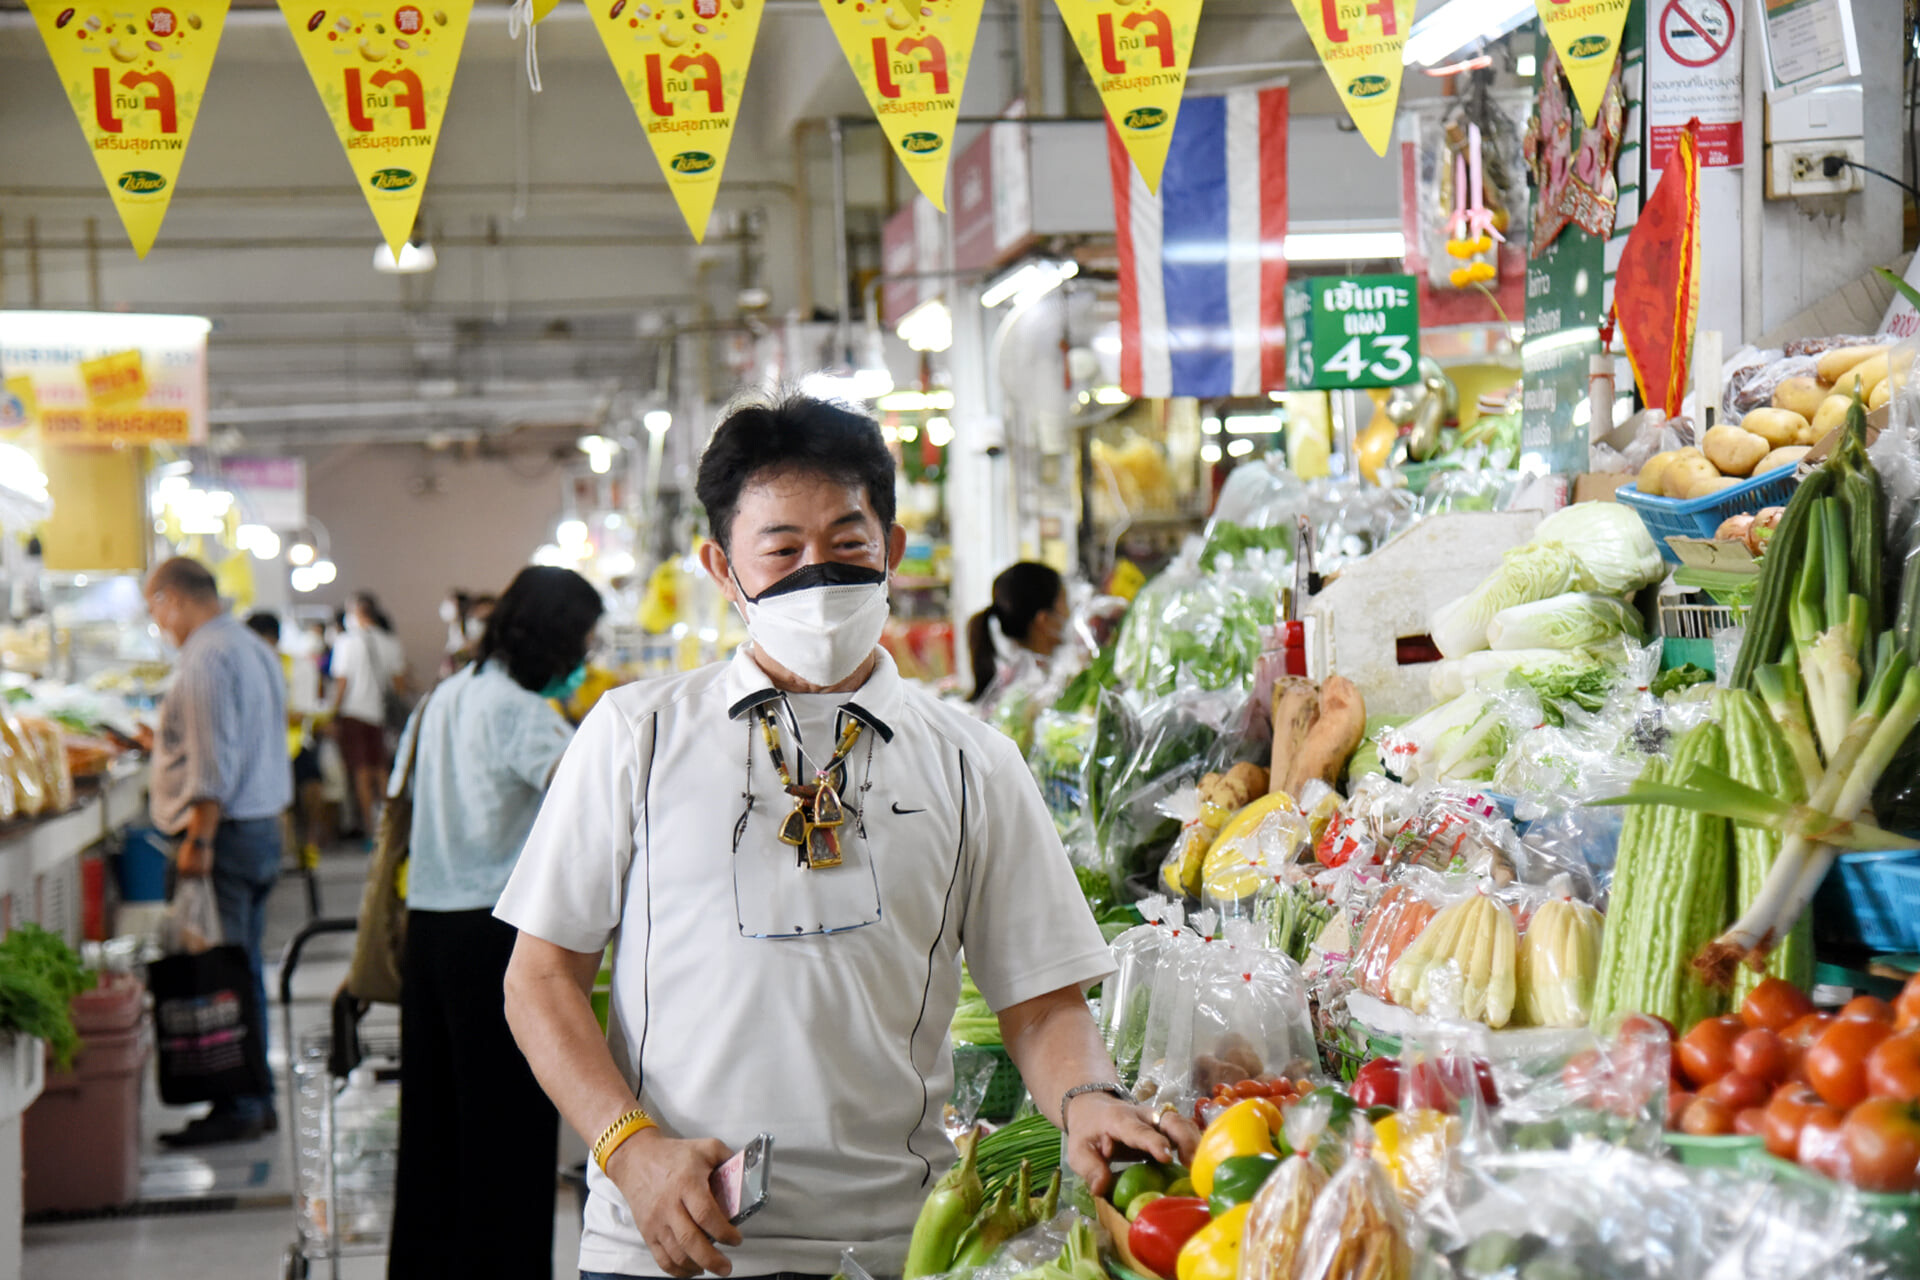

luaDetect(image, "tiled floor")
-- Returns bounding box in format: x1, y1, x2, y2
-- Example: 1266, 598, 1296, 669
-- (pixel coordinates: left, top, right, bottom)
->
23, 848, 585, 1279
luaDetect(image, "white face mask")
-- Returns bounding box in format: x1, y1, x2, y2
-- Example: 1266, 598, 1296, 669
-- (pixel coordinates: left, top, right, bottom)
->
733, 563, 890, 687
439, 599, 458, 624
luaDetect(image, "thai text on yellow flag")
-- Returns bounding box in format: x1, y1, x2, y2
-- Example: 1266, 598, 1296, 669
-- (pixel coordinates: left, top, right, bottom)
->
1535, 0, 1628, 126
277, 0, 473, 259
589, 0, 767, 241
819, 0, 985, 212
23, 0, 229, 257
1054, 0, 1201, 192
1289, 0, 1414, 158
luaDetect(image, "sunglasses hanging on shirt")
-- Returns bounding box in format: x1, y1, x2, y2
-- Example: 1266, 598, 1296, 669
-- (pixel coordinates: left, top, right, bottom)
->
754, 705, 864, 870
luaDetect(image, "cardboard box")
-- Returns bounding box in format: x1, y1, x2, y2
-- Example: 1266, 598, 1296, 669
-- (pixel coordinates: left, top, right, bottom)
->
1667, 536, 1760, 572
1573, 473, 1635, 503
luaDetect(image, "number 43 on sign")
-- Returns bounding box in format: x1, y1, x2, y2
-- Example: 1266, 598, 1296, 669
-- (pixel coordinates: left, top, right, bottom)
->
1284, 274, 1421, 390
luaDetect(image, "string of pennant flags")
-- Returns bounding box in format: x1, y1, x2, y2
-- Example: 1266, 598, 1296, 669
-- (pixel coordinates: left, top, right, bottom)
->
20, 0, 1630, 255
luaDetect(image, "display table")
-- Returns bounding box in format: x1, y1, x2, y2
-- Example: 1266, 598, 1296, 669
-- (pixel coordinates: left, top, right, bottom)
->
0, 762, 149, 944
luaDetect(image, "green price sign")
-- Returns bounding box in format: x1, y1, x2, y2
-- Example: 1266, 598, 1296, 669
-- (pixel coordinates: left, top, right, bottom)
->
1284, 275, 1421, 390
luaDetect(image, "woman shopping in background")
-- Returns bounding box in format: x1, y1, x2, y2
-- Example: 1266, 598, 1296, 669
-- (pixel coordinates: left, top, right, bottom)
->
389, 565, 605, 1279
328, 592, 404, 839
967, 563, 1070, 751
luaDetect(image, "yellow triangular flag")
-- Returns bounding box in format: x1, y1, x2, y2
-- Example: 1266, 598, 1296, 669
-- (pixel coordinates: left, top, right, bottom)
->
819, 0, 985, 212
1289, 0, 1413, 158
1053, 0, 1201, 192
588, 0, 766, 240
1535, 0, 1629, 126
277, 0, 472, 259
23, 0, 229, 257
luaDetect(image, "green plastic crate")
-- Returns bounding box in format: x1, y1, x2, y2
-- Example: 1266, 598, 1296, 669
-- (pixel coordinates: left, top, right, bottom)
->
1664, 1132, 1763, 1169
1739, 1149, 1920, 1273
952, 1044, 1027, 1121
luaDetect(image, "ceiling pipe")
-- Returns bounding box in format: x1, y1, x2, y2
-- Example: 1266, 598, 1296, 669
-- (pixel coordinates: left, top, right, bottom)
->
829, 117, 851, 359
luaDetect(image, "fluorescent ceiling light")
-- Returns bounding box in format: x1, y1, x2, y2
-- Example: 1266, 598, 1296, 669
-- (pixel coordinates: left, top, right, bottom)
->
557, 518, 589, 547
599, 550, 637, 578
288, 542, 315, 567
898, 424, 919, 443
1202, 416, 1222, 435
643, 410, 673, 435
1092, 386, 1130, 405
1224, 415, 1282, 434
1227, 438, 1256, 457
374, 241, 437, 274
925, 417, 955, 447
290, 566, 318, 593
237, 523, 281, 560
578, 434, 619, 475
1200, 442, 1223, 464
311, 559, 338, 586
1516, 52, 1536, 77
532, 543, 568, 567
801, 366, 894, 402
896, 299, 953, 353
1283, 231, 1407, 261
981, 258, 1078, 308
1403, 0, 1536, 67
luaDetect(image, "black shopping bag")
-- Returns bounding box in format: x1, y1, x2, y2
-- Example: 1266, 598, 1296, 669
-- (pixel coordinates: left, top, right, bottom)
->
149, 942, 272, 1105
148, 877, 272, 1104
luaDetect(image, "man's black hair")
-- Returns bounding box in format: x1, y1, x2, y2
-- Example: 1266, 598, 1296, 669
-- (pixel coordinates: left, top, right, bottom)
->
245, 611, 282, 645
476, 566, 606, 693
694, 395, 896, 554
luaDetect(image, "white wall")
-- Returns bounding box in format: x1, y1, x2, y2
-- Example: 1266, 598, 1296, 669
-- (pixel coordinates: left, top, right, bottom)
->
294, 442, 567, 685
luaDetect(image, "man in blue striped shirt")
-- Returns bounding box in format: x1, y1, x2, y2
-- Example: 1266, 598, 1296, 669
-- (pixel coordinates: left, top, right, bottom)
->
145, 557, 293, 1147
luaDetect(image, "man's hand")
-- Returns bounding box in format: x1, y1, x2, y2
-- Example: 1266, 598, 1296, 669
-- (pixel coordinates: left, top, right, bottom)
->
1061, 1093, 1197, 1198
604, 1129, 743, 1278
176, 836, 212, 877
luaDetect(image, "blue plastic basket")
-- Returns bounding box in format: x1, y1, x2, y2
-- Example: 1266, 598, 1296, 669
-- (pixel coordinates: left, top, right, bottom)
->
1813, 850, 1920, 953
1616, 464, 1801, 564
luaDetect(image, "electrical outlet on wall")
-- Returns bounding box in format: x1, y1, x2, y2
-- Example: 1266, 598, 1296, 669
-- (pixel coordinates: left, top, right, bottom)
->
1766, 138, 1867, 199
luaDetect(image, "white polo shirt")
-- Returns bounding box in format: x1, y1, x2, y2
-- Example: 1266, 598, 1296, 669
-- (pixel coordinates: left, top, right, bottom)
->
496, 645, 1114, 1278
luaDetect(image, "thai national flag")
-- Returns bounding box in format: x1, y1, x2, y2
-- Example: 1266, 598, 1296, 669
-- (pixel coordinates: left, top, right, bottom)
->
1109, 87, 1289, 400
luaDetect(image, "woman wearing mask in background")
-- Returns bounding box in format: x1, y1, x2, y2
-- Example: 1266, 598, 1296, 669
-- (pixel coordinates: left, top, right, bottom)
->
966, 563, 1069, 750
388, 565, 605, 1279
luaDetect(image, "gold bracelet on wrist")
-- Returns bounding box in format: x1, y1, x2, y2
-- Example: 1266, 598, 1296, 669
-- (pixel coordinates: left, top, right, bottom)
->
591, 1107, 658, 1172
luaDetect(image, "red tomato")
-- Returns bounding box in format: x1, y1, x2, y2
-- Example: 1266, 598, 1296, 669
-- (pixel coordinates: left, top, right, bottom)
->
1839, 1098, 1920, 1194
1666, 1089, 1696, 1130
1733, 1106, 1767, 1136
1865, 1028, 1920, 1103
1761, 1083, 1824, 1160
1731, 1029, 1792, 1084
1839, 995, 1896, 1024
1349, 1058, 1401, 1110
1783, 1013, 1835, 1083
1680, 1095, 1735, 1136
1895, 974, 1920, 1033
1677, 1015, 1748, 1088
1702, 1070, 1771, 1112
1741, 977, 1817, 1033
1797, 1104, 1849, 1179
1808, 1018, 1895, 1110
1228, 1078, 1271, 1100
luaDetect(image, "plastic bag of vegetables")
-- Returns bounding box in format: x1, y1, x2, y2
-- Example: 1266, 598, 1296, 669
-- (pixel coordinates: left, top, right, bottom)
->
1485, 593, 1647, 652
1528, 501, 1666, 597
1430, 543, 1583, 659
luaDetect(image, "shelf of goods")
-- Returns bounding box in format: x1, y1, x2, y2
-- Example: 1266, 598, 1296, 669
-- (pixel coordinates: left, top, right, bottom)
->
0, 763, 149, 947
905, 360, 1920, 1280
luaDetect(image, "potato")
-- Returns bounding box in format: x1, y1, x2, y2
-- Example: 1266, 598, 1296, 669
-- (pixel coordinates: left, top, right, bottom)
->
1816, 343, 1886, 384
1704, 424, 1770, 477
1666, 455, 1723, 500
1810, 394, 1852, 440
1755, 445, 1809, 474
1741, 406, 1809, 448
1638, 449, 1680, 496
1772, 376, 1828, 419
1831, 351, 1890, 398
1716, 514, 1755, 543
1691, 476, 1741, 498
1870, 378, 1892, 411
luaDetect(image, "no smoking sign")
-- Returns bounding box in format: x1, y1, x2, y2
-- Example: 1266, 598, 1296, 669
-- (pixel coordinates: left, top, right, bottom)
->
1660, 0, 1735, 69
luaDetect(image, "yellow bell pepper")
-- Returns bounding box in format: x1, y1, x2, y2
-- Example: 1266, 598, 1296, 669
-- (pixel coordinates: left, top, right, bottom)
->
1174, 1203, 1250, 1280
1190, 1099, 1280, 1198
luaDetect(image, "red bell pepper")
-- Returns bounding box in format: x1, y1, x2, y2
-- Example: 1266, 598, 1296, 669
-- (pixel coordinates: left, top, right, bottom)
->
1127, 1196, 1212, 1279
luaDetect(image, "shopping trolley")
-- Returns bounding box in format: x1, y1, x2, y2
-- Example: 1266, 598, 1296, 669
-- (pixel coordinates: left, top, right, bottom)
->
278, 918, 401, 1280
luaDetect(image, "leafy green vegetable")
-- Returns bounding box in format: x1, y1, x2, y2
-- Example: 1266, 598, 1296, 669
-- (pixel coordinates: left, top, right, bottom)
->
1486, 593, 1646, 651
1651, 664, 1714, 698
1198, 522, 1292, 571
1531, 501, 1666, 596
952, 965, 1002, 1046
1431, 543, 1582, 658
0, 925, 92, 1069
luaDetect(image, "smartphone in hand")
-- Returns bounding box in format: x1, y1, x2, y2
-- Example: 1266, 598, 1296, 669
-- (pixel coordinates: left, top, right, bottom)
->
710, 1134, 773, 1226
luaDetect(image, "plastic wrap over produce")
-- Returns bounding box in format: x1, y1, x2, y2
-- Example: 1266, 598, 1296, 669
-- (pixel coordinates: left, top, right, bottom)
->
1130, 918, 1316, 1115
1870, 340, 1920, 831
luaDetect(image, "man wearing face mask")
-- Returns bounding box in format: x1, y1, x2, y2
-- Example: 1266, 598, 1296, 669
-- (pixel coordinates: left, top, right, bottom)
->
499, 397, 1194, 1280
144, 557, 291, 1146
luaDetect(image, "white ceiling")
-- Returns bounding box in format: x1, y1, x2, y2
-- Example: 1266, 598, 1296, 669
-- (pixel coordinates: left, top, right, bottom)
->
0, 0, 1471, 450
